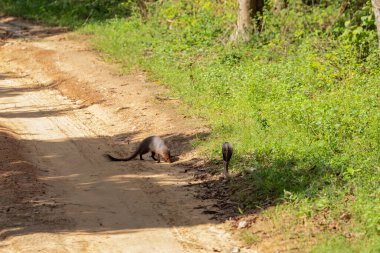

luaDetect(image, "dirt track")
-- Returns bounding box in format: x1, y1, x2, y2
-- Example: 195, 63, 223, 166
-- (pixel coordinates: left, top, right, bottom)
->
0, 17, 246, 253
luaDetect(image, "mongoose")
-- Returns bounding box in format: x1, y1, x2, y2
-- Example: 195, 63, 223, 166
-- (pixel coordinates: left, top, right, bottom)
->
106, 136, 172, 163
222, 142, 233, 178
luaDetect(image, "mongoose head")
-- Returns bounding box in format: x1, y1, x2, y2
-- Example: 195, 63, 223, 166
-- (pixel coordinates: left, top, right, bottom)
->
163, 150, 172, 163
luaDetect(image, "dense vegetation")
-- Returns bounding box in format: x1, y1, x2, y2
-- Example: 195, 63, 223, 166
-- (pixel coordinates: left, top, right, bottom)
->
1, 0, 379, 251
0, 0, 133, 26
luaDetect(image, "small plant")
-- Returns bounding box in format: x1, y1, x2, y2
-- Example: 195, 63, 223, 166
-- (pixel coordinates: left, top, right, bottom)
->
240, 230, 261, 246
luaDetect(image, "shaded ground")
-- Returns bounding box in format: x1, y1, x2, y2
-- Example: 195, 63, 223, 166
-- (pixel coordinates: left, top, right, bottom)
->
0, 16, 250, 253
0, 126, 70, 239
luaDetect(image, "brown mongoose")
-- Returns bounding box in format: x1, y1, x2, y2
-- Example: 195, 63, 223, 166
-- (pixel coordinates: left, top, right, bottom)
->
106, 136, 172, 163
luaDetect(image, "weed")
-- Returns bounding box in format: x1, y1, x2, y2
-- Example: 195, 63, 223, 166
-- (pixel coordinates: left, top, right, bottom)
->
240, 230, 262, 246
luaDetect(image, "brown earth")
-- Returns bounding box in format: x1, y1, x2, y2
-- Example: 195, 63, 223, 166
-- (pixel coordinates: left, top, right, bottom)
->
0, 16, 253, 253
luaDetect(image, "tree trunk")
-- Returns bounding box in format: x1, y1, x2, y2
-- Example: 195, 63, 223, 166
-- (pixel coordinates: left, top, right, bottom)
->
137, 0, 149, 21
372, 0, 380, 49
233, 0, 252, 42
251, 0, 265, 16
230, 0, 264, 42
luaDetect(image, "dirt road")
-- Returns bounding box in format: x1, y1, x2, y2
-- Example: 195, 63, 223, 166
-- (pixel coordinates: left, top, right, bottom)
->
0, 17, 244, 253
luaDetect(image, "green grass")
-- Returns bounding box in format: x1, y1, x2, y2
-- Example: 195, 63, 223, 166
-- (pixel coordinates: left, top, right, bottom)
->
311, 234, 380, 253
0, 0, 132, 27
240, 230, 262, 246
1, 0, 379, 251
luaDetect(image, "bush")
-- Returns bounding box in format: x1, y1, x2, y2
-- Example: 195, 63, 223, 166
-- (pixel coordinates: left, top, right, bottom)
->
0, 0, 133, 27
